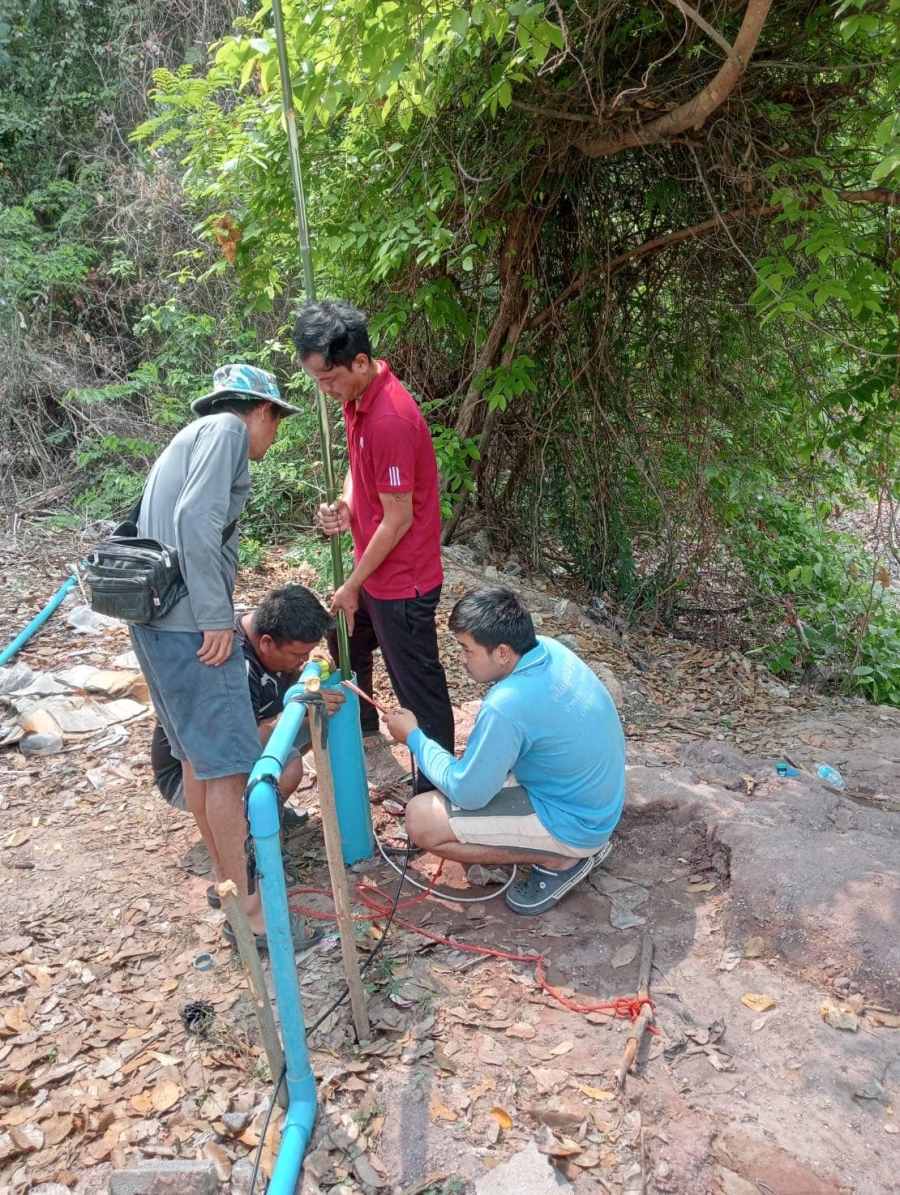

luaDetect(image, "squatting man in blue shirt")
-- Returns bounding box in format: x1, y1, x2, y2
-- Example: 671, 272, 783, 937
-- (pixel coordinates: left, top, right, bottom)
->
385, 587, 626, 915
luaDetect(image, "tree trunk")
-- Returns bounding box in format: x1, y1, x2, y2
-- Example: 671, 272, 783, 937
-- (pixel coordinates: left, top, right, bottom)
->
454, 203, 535, 442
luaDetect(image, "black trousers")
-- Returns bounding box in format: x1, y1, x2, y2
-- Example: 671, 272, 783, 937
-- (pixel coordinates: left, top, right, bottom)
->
329, 584, 455, 759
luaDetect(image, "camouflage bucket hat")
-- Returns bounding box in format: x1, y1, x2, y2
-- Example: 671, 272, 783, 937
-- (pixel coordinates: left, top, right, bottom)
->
191, 364, 302, 416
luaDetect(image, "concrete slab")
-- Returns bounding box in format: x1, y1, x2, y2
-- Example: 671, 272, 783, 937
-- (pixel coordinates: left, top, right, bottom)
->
107, 1160, 218, 1195
474, 1141, 570, 1195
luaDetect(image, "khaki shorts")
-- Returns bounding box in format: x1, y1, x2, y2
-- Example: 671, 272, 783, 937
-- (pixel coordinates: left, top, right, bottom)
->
442, 779, 595, 859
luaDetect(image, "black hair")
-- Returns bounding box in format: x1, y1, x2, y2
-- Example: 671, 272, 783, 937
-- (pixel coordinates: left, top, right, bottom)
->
448, 587, 538, 656
251, 585, 334, 645
292, 300, 373, 367
210, 397, 279, 418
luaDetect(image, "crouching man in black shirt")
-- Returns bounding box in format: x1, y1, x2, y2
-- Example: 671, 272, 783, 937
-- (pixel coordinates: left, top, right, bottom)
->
151, 584, 341, 822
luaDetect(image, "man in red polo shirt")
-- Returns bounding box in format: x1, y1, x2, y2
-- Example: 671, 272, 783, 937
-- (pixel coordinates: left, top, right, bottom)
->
293, 301, 455, 773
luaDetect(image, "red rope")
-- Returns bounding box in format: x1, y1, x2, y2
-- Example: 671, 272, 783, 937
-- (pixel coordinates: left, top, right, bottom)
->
287, 866, 656, 1031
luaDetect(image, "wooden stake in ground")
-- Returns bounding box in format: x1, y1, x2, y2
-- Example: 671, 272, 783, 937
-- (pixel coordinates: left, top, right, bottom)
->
615, 932, 654, 1089
307, 694, 371, 1041
217, 880, 288, 1109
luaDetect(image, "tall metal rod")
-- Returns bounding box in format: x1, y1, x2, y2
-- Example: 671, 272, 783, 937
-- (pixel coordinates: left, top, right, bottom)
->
270, 0, 352, 677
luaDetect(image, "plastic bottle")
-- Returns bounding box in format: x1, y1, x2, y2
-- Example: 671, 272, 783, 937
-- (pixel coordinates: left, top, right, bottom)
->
816, 763, 845, 789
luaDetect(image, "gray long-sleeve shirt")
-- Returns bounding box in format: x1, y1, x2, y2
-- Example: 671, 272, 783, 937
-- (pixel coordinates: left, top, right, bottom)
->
137, 413, 250, 632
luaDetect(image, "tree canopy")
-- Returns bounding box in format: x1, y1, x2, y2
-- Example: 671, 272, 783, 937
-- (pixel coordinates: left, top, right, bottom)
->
3, 0, 900, 699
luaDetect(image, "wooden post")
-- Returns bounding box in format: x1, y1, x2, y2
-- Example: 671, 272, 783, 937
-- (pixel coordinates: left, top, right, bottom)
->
307, 697, 371, 1041
217, 880, 288, 1109
615, 932, 654, 1089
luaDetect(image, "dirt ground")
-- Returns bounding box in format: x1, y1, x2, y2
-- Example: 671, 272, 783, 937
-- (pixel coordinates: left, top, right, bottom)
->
1, 522, 899, 1195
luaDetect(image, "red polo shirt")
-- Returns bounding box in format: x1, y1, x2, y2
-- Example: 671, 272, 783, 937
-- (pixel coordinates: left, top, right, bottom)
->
343, 361, 443, 600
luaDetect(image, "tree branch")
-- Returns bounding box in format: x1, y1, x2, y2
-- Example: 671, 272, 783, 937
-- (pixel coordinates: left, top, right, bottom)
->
525, 189, 900, 334
663, 0, 741, 65
575, 0, 774, 159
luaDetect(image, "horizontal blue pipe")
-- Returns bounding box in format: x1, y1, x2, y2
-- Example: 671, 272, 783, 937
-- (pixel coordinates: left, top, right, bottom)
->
0, 576, 77, 667
245, 661, 323, 1193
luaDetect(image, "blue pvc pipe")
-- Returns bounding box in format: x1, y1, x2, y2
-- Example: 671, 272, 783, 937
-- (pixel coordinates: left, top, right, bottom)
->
245, 661, 375, 1189
0, 576, 77, 667
321, 671, 374, 865
246, 661, 322, 1190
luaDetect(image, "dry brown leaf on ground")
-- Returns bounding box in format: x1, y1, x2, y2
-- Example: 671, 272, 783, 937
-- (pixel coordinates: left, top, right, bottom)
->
466, 1076, 496, 1100
491, 1106, 513, 1130
717, 946, 743, 971
476, 1036, 506, 1065
353, 1153, 388, 1188
743, 935, 765, 958
433, 1047, 457, 1073
536, 1126, 583, 1158
521, 1097, 586, 1130
202, 1139, 232, 1182
610, 943, 638, 969
870, 1011, 900, 1028
577, 1084, 616, 1101
740, 993, 775, 1012
149, 1080, 181, 1113
821, 1000, 859, 1031
428, 1100, 457, 1123
41, 1115, 74, 1147
528, 1066, 570, 1093
259, 1107, 284, 1180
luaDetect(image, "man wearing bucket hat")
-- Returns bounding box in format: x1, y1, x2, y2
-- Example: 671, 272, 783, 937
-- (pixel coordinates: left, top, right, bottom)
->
128, 365, 322, 953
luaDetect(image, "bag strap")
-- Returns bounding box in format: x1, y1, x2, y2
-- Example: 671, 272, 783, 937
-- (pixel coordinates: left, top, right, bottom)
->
123, 490, 237, 544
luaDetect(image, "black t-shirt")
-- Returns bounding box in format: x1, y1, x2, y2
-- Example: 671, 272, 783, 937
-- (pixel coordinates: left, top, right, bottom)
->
233, 612, 297, 723
151, 614, 298, 798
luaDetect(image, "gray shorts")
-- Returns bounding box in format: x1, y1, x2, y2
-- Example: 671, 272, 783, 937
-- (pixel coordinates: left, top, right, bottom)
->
443, 781, 598, 858
130, 625, 261, 781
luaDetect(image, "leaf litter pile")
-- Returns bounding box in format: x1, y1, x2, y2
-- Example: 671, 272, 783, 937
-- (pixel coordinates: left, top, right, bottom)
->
2, 524, 900, 1195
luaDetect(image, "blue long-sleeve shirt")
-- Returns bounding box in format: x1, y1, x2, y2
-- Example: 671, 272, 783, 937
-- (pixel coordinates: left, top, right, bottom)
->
407, 637, 626, 849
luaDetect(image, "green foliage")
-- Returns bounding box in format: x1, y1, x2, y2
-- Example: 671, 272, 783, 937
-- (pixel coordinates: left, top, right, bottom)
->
242, 404, 340, 540
0, 182, 96, 316
73, 434, 154, 517
284, 535, 355, 601
8, 0, 900, 717
709, 469, 900, 706
0, 0, 117, 195
426, 422, 480, 517
238, 537, 264, 569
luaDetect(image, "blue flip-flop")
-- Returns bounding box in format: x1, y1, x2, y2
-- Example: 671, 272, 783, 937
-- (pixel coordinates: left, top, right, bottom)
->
505, 841, 614, 916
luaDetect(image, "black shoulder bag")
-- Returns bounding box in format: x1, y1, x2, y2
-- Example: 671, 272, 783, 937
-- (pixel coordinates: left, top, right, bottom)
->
84, 496, 236, 625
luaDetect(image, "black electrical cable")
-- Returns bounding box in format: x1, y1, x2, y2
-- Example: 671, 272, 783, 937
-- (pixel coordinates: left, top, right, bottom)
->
247, 1067, 285, 1195
246, 820, 413, 1195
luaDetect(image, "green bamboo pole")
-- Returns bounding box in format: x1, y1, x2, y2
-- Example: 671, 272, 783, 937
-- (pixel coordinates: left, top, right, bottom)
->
270, 0, 352, 678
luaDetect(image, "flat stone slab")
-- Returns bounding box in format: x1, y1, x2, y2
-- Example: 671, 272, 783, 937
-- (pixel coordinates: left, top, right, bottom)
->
108, 1160, 218, 1195
475, 1141, 570, 1195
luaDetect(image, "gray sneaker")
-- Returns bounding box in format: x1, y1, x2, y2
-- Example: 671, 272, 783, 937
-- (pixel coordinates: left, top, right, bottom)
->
504, 841, 614, 916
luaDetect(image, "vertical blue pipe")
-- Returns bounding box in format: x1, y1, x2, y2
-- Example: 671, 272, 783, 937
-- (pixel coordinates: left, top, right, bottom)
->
0, 576, 77, 666
245, 661, 322, 1190
321, 671, 373, 864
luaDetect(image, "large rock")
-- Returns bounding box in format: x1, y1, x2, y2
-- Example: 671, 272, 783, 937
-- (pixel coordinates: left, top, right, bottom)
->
680, 740, 760, 790
626, 749, 900, 995
475, 1141, 569, 1195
